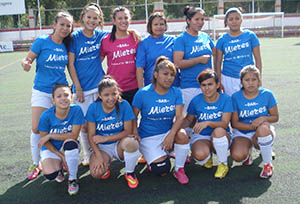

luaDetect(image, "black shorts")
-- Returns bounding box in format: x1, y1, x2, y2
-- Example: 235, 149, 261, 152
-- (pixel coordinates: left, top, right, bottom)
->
122, 88, 138, 105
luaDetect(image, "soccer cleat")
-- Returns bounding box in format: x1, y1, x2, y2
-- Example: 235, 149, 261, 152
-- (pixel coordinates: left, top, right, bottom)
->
27, 164, 42, 180
125, 172, 139, 189
173, 168, 189, 185
55, 171, 64, 183
68, 180, 79, 195
260, 163, 273, 179
214, 163, 229, 179
138, 156, 147, 164
204, 157, 213, 169
100, 169, 111, 180
243, 154, 253, 166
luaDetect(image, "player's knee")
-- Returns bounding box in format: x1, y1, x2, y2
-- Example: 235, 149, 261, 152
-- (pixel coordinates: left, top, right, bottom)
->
231, 150, 247, 162
44, 171, 59, 180
192, 150, 210, 161
150, 157, 171, 176
90, 167, 106, 179
175, 129, 189, 144
63, 140, 78, 151
121, 137, 139, 152
256, 123, 271, 136
212, 127, 226, 138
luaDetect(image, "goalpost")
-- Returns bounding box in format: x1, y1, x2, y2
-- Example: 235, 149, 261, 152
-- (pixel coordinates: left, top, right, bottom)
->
212, 12, 285, 41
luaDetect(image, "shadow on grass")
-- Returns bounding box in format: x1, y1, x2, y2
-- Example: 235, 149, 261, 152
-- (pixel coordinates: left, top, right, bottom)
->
1, 157, 271, 204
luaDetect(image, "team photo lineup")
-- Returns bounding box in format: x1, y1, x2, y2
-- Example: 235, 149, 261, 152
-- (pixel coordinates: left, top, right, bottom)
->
20, 3, 279, 196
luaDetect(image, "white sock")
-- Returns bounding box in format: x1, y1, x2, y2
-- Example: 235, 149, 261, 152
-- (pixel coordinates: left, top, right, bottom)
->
124, 150, 139, 173
258, 135, 273, 164
79, 132, 91, 160
213, 136, 229, 165
30, 131, 40, 166
65, 149, 79, 181
174, 143, 190, 171
195, 154, 211, 165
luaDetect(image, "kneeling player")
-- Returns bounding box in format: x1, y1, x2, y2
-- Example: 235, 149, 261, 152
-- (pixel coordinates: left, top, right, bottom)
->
132, 56, 190, 185
38, 83, 84, 195
183, 69, 233, 179
231, 65, 278, 178
86, 76, 140, 188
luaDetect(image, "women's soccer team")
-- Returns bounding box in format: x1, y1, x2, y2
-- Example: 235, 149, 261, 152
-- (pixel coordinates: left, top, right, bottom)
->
21, 4, 279, 195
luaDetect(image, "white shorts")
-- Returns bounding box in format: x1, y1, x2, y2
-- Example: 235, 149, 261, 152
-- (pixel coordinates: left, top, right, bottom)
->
41, 149, 62, 161
181, 88, 202, 112
139, 131, 170, 165
190, 133, 211, 145
222, 75, 242, 96
98, 142, 123, 162
232, 125, 276, 140
74, 88, 98, 116
191, 131, 232, 146
31, 88, 52, 108
40, 140, 80, 161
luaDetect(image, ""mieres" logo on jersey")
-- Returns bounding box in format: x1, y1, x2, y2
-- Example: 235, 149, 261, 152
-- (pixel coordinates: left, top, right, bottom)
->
112, 48, 136, 60
50, 125, 72, 134
96, 121, 123, 131
46, 54, 68, 62
148, 105, 175, 115
239, 106, 267, 118
198, 111, 222, 120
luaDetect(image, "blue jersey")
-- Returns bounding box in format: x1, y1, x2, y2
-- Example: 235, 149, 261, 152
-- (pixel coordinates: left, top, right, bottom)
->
232, 88, 277, 134
85, 100, 135, 145
136, 34, 179, 87
216, 29, 260, 79
70, 29, 107, 92
31, 35, 68, 93
132, 84, 184, 138
174, 31, 215, 89
38, 105, 85, 151
187, 93, 233, 136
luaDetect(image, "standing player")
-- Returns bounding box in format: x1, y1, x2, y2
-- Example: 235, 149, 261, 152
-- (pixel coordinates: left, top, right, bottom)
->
68, 3, 107, 166
231, 65, 278, 178
216, 7, 262, 96
132, 56, 190, 185
101, 7, 139, 104
183, 69, 233, 179
136, 12, 180, 88
38, 83, 85, 195
173, 6, 215, 111
21, 11, 73, 180
86, 76, 140, 189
